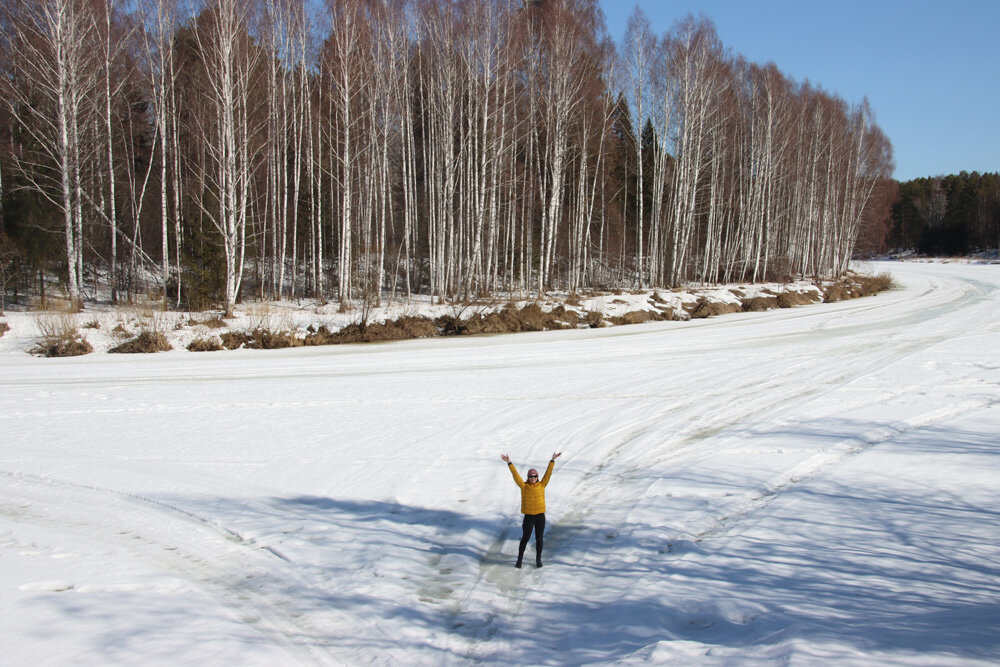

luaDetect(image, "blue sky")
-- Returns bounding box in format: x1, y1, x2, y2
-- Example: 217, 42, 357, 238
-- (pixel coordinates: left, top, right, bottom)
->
598, 0, 1000, 182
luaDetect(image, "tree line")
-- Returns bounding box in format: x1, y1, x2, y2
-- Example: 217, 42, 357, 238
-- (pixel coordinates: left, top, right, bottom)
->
0, 0, 894, 315
887, 172, 1000, 255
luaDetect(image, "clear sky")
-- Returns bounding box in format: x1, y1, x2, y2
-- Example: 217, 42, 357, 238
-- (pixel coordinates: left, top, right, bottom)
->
598, 0, 1000, 182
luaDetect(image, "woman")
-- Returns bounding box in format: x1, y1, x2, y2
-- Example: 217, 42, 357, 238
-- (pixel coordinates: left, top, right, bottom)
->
500, 451, 562, 568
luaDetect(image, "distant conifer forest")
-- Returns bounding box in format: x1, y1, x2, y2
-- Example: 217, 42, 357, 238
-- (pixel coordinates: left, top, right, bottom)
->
887, 172, 1000, 256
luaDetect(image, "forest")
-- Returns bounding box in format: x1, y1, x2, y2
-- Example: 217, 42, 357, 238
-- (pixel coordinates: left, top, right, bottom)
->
887, 172, 1000, 256
0, 0, 895, 315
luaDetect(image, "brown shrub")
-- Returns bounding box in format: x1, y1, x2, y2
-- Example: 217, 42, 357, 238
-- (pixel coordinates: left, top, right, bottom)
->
190, 315, 227, 329
33, 337, 93, 357
611, 310, 659, 325
187, 337, 224, 352
0, 321, 9, 337
303, 326, 337, 346
582, 311, 604, 328
447, 303, 577, 336
32, 311, 92, 357
854, 272, 894, 296
512, 303, 556, 331
83, 319, 101, 329
222, 328, 300, 349
777, 292, 818, 308
689, 298, 742, 319
304, 315, 439, 346
463, 309, 518, 334
362, 316, 439, 342
822, 284, 850, 303
741, 296, 779, 312
109, 331, 173, 353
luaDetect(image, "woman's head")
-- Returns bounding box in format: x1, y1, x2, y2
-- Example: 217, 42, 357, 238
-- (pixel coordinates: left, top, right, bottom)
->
526, 468, 539, 483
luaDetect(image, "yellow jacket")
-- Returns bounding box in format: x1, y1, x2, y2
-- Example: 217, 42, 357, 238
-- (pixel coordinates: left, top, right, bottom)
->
508, 460, 555, 515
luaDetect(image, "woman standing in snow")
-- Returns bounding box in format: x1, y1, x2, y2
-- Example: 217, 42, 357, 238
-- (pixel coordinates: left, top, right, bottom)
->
500, 452, 561, 568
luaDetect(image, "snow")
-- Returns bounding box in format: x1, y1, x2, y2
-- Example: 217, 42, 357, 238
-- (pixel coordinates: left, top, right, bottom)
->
1, 260, 999, 665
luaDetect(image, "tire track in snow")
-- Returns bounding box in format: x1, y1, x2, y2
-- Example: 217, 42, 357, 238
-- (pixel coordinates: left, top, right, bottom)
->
489, 264, 999, 638
0, 469, 381, 665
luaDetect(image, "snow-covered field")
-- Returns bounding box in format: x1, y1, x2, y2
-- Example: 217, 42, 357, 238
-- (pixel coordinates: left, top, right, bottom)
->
1, 260, 998, 665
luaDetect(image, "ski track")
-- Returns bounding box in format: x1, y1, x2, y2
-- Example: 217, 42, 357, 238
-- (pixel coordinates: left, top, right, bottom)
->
0, 469, 391, 665
451, 262, 1000, 662
3, 261, 1000, 665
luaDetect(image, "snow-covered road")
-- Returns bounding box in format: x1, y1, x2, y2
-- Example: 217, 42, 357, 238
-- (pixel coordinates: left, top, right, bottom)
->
2, 261, 999, 665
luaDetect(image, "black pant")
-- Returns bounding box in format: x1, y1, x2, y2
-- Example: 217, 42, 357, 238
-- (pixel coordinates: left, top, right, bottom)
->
518, 513, 545, 564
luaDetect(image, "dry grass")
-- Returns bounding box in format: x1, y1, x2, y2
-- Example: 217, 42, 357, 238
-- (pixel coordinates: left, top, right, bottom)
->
688, 298, 743, 319
32, 310, 92, 357
822, 271, 894, 302
609, 310, 662, 325
458, 303, 579, 335
109, 331, 173, 354
582, 310, 604, 328
777, 291, 819, 308
854, 271, 895, 296
221, 328, 302, 350
741, 295, 779, 312
104, 303, 176, 353
187, 336, 224, 352
0, 321, 9, 338
189, 314, 227, 329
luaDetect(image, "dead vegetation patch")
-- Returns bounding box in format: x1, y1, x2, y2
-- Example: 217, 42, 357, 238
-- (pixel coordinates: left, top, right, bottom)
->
34, 337, 93, 357
853, 272, 894, 296
609, 310, 661, 325
109, 331, 173, 353
777, 291, 819, 308
582, 310, 604, 328
187, 336, 224, 352
0, 321, 9, 337
32, 311, 92, 357
822, 271, 894, 302
687, 298, 743, 319
441, 303, 578, 336
190, 315, 227, 329
221, 328, 301, 350
334, 316, 439, 343
741, 295, 779, 312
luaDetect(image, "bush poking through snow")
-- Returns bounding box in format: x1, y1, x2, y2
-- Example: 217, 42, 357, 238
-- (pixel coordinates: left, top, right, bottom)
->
221, 328, 301, 350
688, 298, 743, 319
109, 331, 173, 353
187, 337, 224, 352
32, 311, 92, 357
855, 272, 894, 296
777, 291, 818, 308
609, 309, 673, 325
583, 311, 604, 328
0, 321, 9, 337
189, 315, 227, 329
822, 272, 893, 302
741, 296, 779, 312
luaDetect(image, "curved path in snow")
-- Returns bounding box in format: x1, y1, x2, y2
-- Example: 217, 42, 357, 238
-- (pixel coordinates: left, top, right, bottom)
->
2, 261, 999, 665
